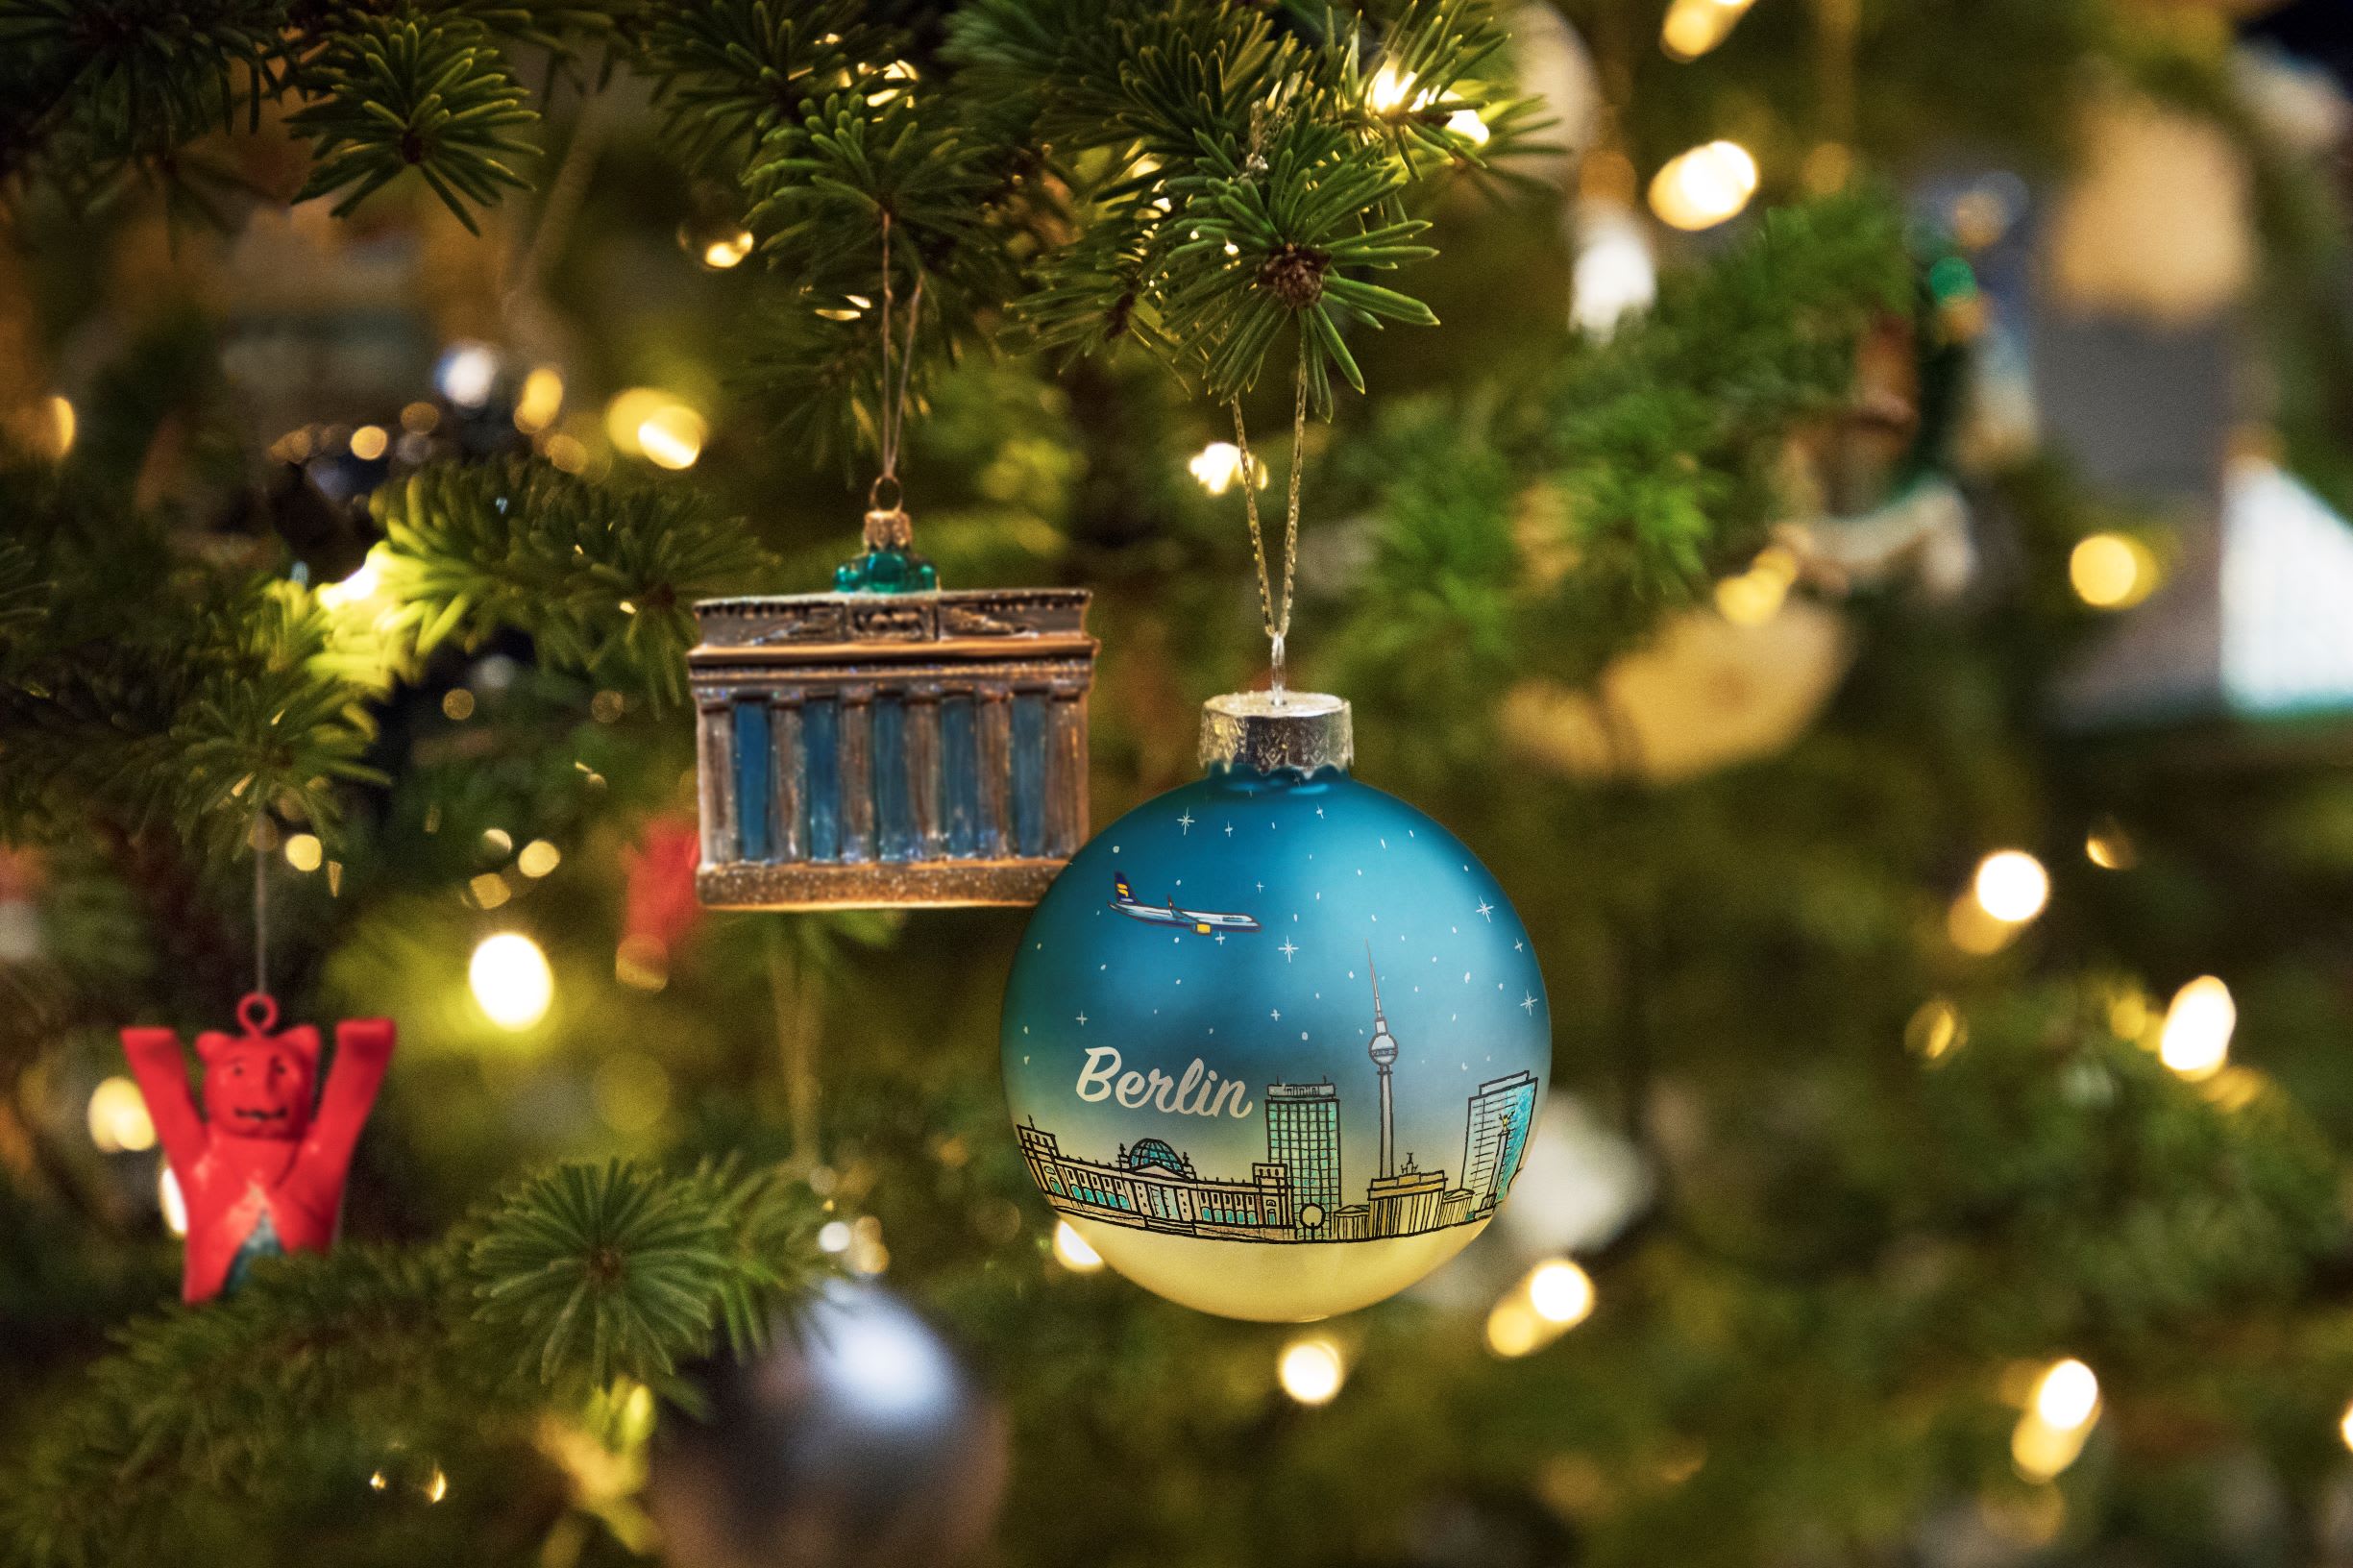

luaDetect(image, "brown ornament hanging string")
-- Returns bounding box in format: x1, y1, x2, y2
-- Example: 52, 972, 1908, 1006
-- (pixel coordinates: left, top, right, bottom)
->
1228, 333, 1311, 694
251, 806, 272, 999
866, 209, 926, 544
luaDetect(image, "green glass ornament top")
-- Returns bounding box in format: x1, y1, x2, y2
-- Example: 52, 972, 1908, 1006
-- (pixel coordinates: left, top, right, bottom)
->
835, 478, 937, 594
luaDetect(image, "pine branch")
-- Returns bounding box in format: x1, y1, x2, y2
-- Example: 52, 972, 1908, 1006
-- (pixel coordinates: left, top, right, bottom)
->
1327, 189, 1915, 741
369, 458, 775, 707
0, 1160, 827, 1567
0, 0, 282, 190
0, 453, 383, 860
624, 0, 873, 173
284, 9, 539, 233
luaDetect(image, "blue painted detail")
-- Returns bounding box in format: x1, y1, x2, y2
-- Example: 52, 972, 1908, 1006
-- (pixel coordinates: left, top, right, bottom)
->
803, 698, 841, 862
1011, 694, 1046, 856
733, 698, 772, 861
223, 1207, 283, 1294
942, 696, 978, 857
873, 697, 916, 862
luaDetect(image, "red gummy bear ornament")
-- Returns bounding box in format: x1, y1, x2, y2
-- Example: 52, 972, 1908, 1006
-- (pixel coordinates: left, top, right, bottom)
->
120, 993, 396, 1302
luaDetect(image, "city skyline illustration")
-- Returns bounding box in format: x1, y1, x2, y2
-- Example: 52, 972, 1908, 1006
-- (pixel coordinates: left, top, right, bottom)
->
1003, 772, 1553, 1231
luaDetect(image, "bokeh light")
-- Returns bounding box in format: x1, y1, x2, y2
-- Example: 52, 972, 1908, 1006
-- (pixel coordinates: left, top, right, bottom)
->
1973, 850, 2050, 923
159, 1166, 186, 1237
2069, 532, 2158, 609
469, 931, 552, 1030
512, 368, 564, 433
2159, 975, 2235, 1080
1649, 140, 1758, 231
86, 1076, 155, 1153
636, 404, 706, 470
2034, 1359, 2100, 1431
1051, 1220, 1104, 1272
1278, 1336, 1346, 1405
1527, 1259, 1596, 1325
1445, 110, 1490, 146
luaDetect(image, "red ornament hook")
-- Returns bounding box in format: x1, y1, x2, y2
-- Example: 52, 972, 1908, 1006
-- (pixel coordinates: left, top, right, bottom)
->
235, 992, 280, 1036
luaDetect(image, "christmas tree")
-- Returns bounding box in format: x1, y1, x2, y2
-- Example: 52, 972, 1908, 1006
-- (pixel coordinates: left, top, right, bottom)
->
7, 1, 2353, 1564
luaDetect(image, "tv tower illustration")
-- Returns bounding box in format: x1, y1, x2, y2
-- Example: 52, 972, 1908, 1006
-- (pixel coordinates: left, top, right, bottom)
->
1366, 944, 1399, 1179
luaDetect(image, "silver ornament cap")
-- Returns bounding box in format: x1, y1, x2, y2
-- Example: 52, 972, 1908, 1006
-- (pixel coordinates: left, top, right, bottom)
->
1198, 690, 1353, 775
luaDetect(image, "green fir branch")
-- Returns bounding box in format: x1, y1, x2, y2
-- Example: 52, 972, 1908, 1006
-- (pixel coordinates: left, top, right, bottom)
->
1, 1160, 825, 1567
284, 10, 539, 233
370, 458, 774, 707
625, 0, 873, 173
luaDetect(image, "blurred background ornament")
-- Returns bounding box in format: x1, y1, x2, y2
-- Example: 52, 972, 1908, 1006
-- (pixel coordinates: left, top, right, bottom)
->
2046, 88, 2256, 328
1502, 598, 1853, 785
645, 1281, 1007, 1568
1001, 693, 1551, 1320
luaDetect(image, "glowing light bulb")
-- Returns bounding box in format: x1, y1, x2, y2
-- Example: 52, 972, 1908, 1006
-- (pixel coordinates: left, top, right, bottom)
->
517, 839, 561, 878
2339, 1399, 2353, 1451
2011, 1412, 2090, 1482
1973, 850, 2049, 923
700, 230, 754, 269
2033, 1359, 2100, 1431
424, 1465, 448, 1503
1485, 1295, 1544, 1358
1527, 1259, 1595, 1325
1189, 441, 1250, 496
1905, 998, 1967, 1062
512, 367, 564, 433
603, 388, 672, 454
2085, 819, 2136, 870
1445, 110, 1490, 146
1367, 65, 1416, 114
436, 342, 500, 408
1278, 1336, 1345, 1405
636, 404, 706, 470
87, 1076, 155, 1153
2159, 975, 2235, 1080
1648, 140, 1759, 232
349, 425, 388, 461
1660, 0, 1756, 61
283, 833, 323, 872
159, 1166, 186, 1237
819, 1220, 853, 1254
2070, 533, 2157, 609
318, 551, 386, 611
45, 394, 75, 457
1052, 1219, 1103, 1272
469, 931, 552, 1030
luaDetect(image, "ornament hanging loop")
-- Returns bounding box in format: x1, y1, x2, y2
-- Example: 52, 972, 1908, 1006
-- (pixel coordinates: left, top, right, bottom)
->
236, 992, 281, 1035
872, 210, 926, 512
248, 805, 272, 1000
1230, 333, 1311, 695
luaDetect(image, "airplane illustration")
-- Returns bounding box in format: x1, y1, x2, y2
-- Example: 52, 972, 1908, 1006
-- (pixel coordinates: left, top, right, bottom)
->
1110, 871, 1262, 935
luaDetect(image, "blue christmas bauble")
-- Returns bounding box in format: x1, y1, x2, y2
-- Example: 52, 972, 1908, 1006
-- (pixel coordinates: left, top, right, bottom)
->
1001, 694, 1550, 1320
